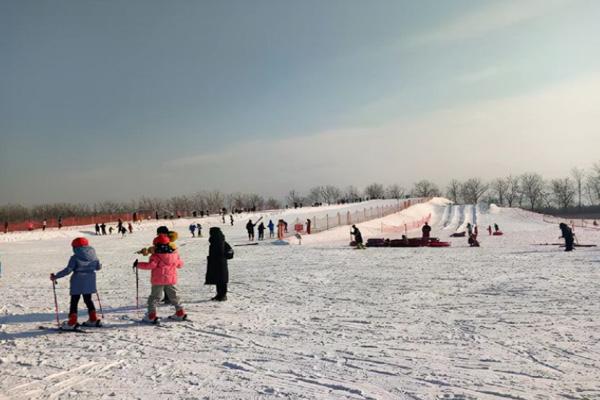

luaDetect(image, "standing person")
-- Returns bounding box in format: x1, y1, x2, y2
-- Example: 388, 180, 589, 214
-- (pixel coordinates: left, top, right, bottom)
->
230, 214, 234, 226
128, 222, 133, 234
117, 219, 123, 234
421, 222, 431, 241
222, 214, 226, 224
474, 225, 479, 238
120, 226, 127, 237
257, 222, 265, 240
268, 220, 275, 238
205, 227, 233, 301
50, 237, 102, 329
468, 233, 480, 247
494, 223, 500, 233
42, 219, 47, 231
189, 223, 197, 238
134, 234, 186, 323
277, 219, 285, 240
155, 211, 159, 220
351, 225, 365, 249
196, 223, 202, 238
246, 219, 255, 241
3, 221, 7, 234
100, 223, 107, 235
283, 220, 288, 233
132, 212, 138, 223
109, 226, 114, 235
58, 216, 63, 229
466, 223, 473, 237
487, 225, 492, 235
559, 223, 574, 252
306, 219, 311, 234
95, 223, 101, 235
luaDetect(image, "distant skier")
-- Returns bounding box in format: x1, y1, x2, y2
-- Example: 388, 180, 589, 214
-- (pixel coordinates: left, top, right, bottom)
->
58, 216, 63, 229
306, 219, 311, 234
134, 234, 186, 323
128, 222, 133, 234
474, 225, 479, 238
95, 223, 101, 235
351, 225, 365, 249
196, 223, 202, 237
246, 217, 262, 241
468, 233, 480, 247
268, 220, 275, 238
230, 214, 234, 226
205, 227, 233, 301
3, 221, 7, 234
42, 219, 47, 231
120, 226, 127, 237
487, 225, 492, 235
283, 220, 288, 233
559, 223, 574, 252
50, 237, 102, 329
117, 218, 123, 234
189, 223, 197, 238
421, 222, 431, 241
100, 223, 107, 235
257, 222, 266, 240
494, 223, 500, 233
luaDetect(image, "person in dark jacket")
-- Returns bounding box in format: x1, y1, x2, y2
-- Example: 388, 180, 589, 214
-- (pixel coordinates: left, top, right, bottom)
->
559, 223, 574, 251
246, 218, 262, 240
268, 220, 275, 238
100, 223, 107, 235
421, 222, 431, 241
351, 225, 365, 249
257, 222, 266, 240
306, 219, 311, 234
95, 223, 100, 235
205, 227, 233, 301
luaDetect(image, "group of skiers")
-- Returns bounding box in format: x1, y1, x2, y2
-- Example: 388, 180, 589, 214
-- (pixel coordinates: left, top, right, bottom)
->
49, 224, 234, 329
94, 219, 133, 236
188, 223, 203, 237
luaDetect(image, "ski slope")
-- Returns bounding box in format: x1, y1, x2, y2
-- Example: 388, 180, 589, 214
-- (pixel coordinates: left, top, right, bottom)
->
1, 199, 599, 399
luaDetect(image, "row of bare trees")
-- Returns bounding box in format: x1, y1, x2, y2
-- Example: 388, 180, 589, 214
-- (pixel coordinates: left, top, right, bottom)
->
286, 183, 409, 206
448, 163, 600, 211
0, 191, 283, 223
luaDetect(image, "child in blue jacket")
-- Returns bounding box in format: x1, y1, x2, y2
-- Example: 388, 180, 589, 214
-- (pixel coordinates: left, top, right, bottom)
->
50, 237, 102, 329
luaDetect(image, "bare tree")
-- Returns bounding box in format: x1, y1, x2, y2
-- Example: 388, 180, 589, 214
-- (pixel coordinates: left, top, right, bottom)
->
460, 178, 488, 204
490, 178, 509, 206
344, 185, 361, 202
520, 173, 545, 210
286, 190, 303, 206
446, 180, 461, 204
307, 186, 323, 204
386, 184, 405, 199
364, 183, 385, 199
205, 191, 225, 211
571, 167, 585, 209
504, 176, 520, 207
265, 197, 282, 210
320, 185, 341, 204
550, 178, 576, 210
585, 162, 600, 205
412, 180, 441, 198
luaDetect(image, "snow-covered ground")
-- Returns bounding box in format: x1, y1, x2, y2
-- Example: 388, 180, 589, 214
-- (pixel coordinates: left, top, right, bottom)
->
1, 199, 599, 399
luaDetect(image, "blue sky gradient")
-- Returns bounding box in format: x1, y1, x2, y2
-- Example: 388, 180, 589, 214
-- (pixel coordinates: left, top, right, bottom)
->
2, 0, 600, 204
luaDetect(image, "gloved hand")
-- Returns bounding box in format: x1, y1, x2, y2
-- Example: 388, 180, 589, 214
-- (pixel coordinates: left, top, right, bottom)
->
50, 273, 56, 281
132, 259, 138, 270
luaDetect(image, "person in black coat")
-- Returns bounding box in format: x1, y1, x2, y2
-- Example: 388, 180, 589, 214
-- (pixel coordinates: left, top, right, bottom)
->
206, 227, 233, 301
421, 222, 431, 241
559, 223, 574, 251
257, 222, 265, 240
246, 220, 256, 241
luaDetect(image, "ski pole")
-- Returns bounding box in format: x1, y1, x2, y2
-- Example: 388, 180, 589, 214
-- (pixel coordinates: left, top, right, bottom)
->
52, 280, 60, 328
96, 291, 104, 319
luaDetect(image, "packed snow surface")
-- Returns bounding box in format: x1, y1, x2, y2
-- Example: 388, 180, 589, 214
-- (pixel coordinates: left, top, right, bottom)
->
1, 199, 599, 399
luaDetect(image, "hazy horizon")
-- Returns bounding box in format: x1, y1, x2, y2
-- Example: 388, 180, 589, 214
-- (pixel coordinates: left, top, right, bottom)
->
2, 0, 600, 205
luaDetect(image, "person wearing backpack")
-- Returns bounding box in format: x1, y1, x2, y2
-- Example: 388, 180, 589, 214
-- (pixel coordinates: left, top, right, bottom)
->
205, 227, 233, 301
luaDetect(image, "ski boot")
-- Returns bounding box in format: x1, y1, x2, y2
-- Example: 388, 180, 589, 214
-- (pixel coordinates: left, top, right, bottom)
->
142, 311, 160, 324
61, 313, 79, 330
82, 310, 103, 327
168, 309, 188, 321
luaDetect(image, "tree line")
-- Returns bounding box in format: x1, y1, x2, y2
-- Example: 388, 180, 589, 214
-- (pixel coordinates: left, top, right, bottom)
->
2, 162, 600, 223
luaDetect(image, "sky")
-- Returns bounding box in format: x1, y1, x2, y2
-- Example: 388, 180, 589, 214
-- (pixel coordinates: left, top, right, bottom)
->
2, 0, 600, 205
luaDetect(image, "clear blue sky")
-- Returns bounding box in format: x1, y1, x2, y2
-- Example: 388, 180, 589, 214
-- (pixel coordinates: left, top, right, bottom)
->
2, 0, 600, 204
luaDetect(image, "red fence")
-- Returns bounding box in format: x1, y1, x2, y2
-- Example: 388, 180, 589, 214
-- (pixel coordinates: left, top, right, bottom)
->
2, 212, 159, 233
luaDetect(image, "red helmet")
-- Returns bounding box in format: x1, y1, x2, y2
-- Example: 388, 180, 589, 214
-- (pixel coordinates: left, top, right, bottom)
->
153, 234, 170, 245
71, 237, 89, 248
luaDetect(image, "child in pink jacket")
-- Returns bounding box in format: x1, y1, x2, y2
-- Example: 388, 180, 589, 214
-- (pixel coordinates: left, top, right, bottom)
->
134, 234, 186, 323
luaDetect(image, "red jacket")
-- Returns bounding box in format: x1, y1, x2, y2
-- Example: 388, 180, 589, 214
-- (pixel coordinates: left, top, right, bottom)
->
138, 252, 183, 285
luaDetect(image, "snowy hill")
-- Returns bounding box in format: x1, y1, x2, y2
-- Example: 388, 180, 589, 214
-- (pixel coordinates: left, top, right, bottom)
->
1, 199, 599, 399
